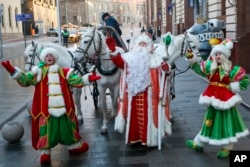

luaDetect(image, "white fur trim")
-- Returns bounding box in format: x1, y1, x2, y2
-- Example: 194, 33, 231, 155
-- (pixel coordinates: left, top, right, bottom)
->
10, 67, 22, 80
149, 53, 163, 68
199, 94, 242, 110
230, 82, 240, 93
196, 129, 249, 146
147, 87, 159, 147
66, 68, 74, 79
136, 33, 153, 46
31, 66, 42, 82
110, 49, 120, 56
47, 65, 66, 117
114, 106, 126, 133
40, 149, 51, 155
40, 47, 59, 62
67, 141, 81, 150
210, 44, 232, 59
49, 108, 66, 117
82, 73, 91, 85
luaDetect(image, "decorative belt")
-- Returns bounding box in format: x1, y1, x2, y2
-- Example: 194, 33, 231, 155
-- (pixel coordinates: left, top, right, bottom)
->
209, 82, 228, 88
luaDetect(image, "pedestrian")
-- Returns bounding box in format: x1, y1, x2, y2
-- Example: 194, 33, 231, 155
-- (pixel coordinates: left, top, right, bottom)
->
130, 28, 133, 37
1, 47, 101, 165
62, 27, 69, 47
108, 33, 172, 147
147, 25, 156, 41
35, 25, 39, 34
141, 26, 146, 33
102, 12, 123, 47
185, 39, 249, 158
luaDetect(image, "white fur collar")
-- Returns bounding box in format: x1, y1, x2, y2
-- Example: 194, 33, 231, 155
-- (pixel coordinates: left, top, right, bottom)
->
149, 53, 163, 68
48, 64, 59, 72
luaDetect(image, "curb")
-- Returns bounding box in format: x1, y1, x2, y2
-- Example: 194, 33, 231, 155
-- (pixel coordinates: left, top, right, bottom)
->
0, 95, 32, 130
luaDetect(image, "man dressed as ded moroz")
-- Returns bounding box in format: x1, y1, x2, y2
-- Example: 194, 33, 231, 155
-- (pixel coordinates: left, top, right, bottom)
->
106, 33, 172, 147
1, 47, 101, 165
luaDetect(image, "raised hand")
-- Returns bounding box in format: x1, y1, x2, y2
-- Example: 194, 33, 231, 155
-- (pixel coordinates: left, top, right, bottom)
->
1, 60, 15, 74
88, 71, 101, 82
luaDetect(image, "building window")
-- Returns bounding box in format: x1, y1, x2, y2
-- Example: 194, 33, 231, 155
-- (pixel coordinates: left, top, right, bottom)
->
8, 6, 12, 28
15, 7, 18, 28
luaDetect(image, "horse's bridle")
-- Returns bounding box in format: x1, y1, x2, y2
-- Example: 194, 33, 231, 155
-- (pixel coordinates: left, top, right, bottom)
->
180, 31, 201, 57
76, 27, 104, 63
25, 44, 42, 71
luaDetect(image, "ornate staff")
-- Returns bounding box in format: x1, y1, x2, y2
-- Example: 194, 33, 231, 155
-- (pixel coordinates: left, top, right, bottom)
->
158, 34, 172, 150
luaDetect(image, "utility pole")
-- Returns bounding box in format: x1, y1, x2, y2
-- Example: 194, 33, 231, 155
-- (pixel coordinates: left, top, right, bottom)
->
56, 0, 62, 45
0, 4, 3, 59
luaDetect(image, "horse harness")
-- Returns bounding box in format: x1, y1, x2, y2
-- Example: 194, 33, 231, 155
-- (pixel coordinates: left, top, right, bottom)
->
25, 43, 42, 71
76, 27, 119, 76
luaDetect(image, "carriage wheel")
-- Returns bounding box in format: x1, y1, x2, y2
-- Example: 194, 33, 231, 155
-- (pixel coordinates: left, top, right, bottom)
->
92, 82, 99, 109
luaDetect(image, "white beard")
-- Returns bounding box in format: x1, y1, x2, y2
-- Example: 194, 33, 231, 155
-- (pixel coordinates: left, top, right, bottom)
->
126, 46, 150, 96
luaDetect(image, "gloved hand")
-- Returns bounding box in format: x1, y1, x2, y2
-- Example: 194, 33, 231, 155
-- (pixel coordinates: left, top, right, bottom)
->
1, 60, 16, 74
88, 71, 101, 82
161, 62, 171, 73
185, 50, 194, 59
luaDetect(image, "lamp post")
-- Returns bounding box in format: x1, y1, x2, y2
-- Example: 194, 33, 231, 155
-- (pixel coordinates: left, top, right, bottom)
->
56, 0, 62, 45
0, 3, 3, 59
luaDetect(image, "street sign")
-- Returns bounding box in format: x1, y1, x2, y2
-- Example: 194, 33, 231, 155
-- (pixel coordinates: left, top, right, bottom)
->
15, 14, 33, 21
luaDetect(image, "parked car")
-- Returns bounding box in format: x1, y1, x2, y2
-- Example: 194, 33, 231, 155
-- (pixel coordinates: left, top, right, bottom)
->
78, 27, 88, 39
47, 28, 60, 36
68, 29, 81, 43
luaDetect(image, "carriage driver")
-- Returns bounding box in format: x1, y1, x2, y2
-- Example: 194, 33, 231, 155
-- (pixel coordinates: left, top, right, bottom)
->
1, 47, 101, 165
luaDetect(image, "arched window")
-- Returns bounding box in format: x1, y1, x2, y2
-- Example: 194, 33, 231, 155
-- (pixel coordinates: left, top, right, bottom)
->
8, 6, 12, 28
15, 7, 18, 28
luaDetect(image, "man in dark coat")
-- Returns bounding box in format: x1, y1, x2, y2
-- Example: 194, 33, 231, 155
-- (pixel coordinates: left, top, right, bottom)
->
102, 12, 123, 47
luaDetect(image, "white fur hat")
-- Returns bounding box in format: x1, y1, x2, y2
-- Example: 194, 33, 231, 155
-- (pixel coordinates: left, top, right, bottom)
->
136, 33, 153, 46
40, 47, 59, 62
210, 39, 233, 59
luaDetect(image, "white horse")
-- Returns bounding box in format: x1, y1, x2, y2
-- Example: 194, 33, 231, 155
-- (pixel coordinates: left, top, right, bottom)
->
157, 31, 201, 126
23, 41, 86, 123
74, 27, 125, 134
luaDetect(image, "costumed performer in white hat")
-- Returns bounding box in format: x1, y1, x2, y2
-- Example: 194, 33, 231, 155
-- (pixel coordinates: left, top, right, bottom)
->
185, 39, 249, 158
1, 47, 101, 164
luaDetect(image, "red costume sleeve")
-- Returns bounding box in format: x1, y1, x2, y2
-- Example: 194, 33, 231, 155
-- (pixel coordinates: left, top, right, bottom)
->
110, 53, 125, 69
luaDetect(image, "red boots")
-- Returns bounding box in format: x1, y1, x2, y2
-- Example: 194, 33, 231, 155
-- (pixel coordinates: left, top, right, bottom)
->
40, 142, 89, 164
40, 154, 51, 165
68, 142, 89, 155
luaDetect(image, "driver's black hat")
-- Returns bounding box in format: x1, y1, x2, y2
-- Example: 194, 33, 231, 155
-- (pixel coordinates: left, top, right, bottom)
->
102, 12, 110, 21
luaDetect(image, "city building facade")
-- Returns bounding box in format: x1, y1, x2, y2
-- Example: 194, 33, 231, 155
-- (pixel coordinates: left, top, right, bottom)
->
59, 0, 146, 28
0, 0, 23, 40
146, 0, 250, 72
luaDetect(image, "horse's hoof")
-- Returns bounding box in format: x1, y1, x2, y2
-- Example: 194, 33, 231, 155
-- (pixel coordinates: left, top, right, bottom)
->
100, 129, 108, 135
